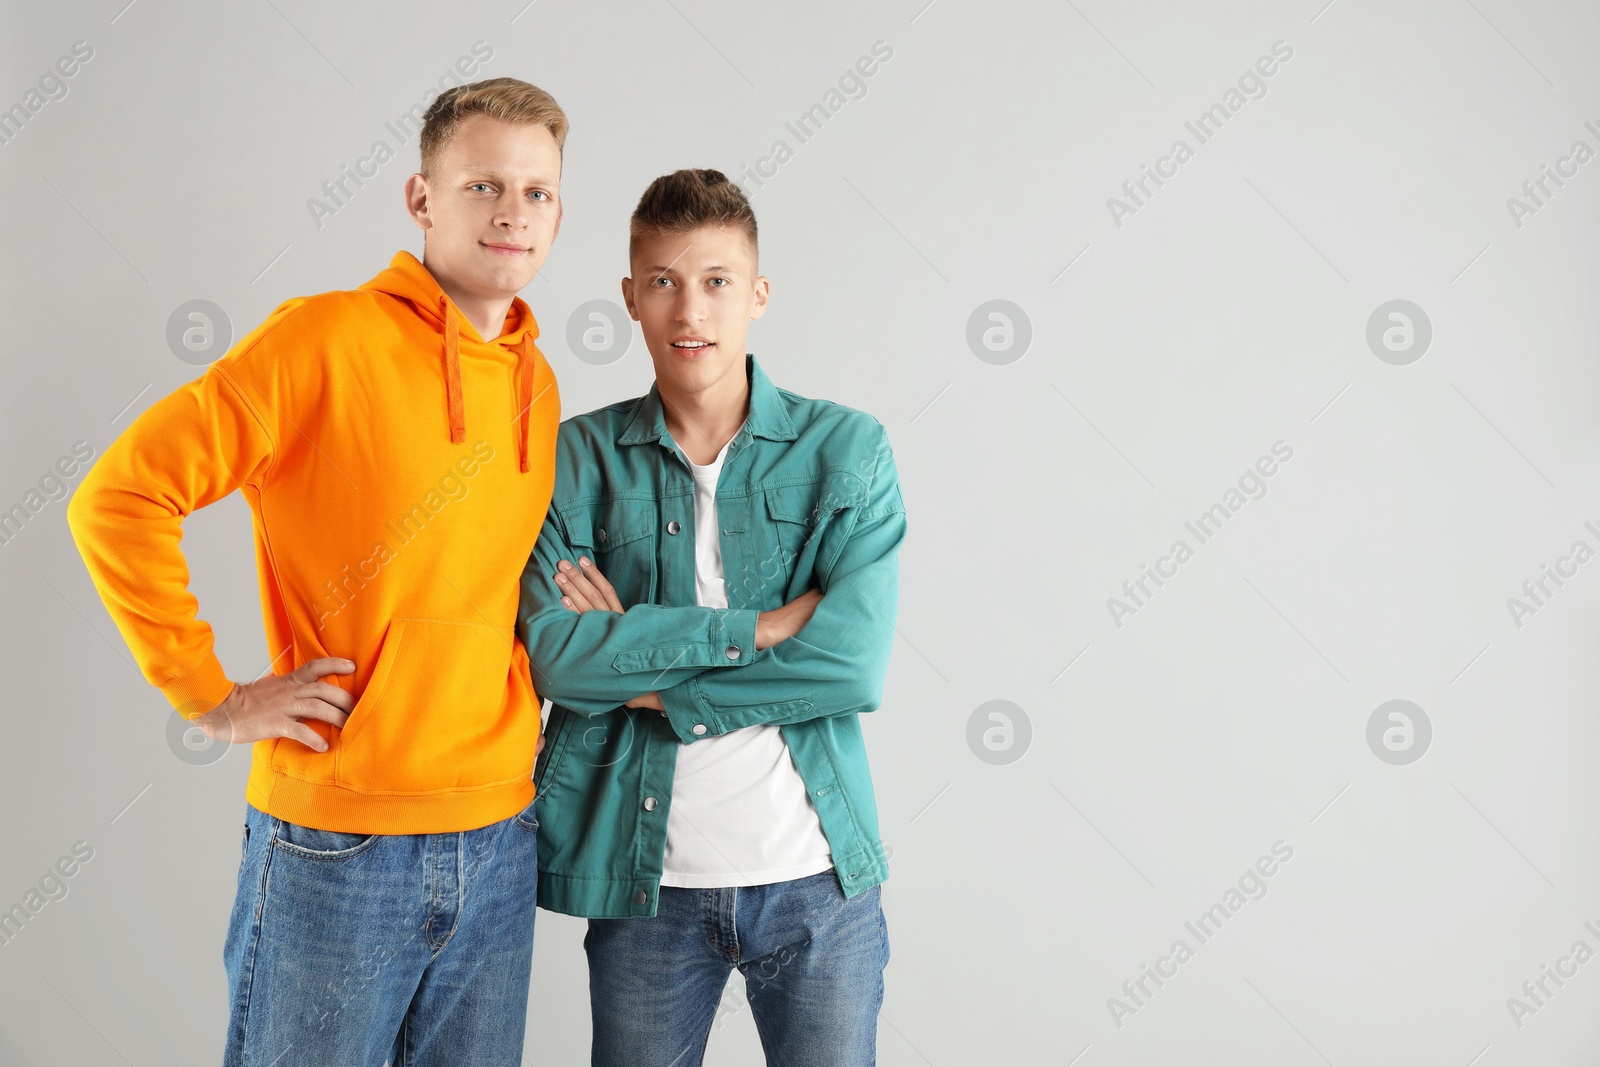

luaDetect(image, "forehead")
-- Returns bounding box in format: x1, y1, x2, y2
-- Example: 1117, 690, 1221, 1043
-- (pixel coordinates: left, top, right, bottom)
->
635, 223, 755, 271
436, 114, 561, 176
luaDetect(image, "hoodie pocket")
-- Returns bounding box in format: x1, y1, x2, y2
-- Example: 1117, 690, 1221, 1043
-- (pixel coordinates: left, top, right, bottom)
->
326, 617, 535, 794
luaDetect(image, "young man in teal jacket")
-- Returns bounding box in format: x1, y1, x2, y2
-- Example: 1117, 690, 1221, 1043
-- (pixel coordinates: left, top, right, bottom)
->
517, 168, 905, 1066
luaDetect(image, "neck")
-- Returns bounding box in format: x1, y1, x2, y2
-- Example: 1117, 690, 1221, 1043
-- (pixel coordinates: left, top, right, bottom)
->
454, 297, 514, 344
660, 363, 749, 466
425, 257, 513, 342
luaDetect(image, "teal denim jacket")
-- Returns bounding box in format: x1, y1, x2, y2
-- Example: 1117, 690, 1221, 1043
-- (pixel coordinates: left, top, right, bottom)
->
516, 354, 906, 918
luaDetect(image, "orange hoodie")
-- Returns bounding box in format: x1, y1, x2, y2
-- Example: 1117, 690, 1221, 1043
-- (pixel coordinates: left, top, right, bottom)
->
67, 250, 560, 833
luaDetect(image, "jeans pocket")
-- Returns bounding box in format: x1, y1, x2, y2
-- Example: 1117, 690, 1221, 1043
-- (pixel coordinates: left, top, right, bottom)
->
512, 794, 539, 833
272, 817, 381, 860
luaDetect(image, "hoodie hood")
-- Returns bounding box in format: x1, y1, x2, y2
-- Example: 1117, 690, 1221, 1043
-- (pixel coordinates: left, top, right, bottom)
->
360, 250, 543, 473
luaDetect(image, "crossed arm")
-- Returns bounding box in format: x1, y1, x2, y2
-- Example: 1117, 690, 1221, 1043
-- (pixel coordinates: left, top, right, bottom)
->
524, 451, 906, 743
541, 555, 820, 712
515, 505, 822, 719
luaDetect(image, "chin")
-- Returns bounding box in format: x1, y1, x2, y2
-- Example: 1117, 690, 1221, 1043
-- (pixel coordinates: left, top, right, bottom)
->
657, 349, 737, 386
483, 264, 538, 295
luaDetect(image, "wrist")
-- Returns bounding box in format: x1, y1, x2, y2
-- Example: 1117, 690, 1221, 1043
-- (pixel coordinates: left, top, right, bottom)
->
197, 684, 240, 734
755, 610, 783, 651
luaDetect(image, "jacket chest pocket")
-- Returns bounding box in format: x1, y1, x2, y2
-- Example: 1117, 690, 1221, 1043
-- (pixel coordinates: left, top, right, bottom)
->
561, 500, 658, 606
759, 474, 867, 598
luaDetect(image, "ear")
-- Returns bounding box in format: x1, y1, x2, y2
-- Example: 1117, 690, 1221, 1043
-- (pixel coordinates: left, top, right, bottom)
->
749, 274, 770, 321
620, 275, 639, 320
404, 173, 432, 232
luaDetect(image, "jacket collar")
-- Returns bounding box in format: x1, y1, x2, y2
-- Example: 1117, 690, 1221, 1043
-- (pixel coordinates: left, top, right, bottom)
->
617, 353, 797, 447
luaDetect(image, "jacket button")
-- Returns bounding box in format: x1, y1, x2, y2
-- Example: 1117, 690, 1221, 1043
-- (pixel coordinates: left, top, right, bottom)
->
634, 889, 648, 905
692, 723, 707, 735
643, 796, 657, 811
597, 528, 607, 542
725, 645, 741, 660
666, 520, 681, 534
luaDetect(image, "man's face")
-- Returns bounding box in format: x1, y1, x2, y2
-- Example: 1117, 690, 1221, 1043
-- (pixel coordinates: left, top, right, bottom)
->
406, 114, 563, 305
622, 223, 768, 396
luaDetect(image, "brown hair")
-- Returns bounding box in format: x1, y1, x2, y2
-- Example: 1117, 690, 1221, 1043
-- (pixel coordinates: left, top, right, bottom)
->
418, 77, 569, 177
629, 169, 758, 269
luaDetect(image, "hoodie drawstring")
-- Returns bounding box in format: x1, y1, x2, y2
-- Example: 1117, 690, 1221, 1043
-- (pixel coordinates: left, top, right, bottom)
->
441, 296, 535, 472
441, 299, 467, 445
516, 334, 534, 474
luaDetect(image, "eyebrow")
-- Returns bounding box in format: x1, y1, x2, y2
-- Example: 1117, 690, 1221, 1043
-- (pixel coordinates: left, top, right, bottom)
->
458, 166, 558, 185
644, 264, 738, 274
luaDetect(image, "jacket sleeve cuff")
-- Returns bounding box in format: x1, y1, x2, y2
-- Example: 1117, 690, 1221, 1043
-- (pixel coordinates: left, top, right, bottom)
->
604, 607, 762, 674
656, 609, 758, 741
713, 608, 760, 669
158, 656, 236, 719
659, 675, 716, 743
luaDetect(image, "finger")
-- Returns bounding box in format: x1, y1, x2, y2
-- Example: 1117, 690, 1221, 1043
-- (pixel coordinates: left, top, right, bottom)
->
292, 697, 351, 730
554, 567, 599, 612
577, 557, 625, 613
563, 559, 611, 607
557, 581, 596, 612
297, 681, 355, 713
293, 656, 356, 683
282, 718, 330, 753
536, 733, 546, 756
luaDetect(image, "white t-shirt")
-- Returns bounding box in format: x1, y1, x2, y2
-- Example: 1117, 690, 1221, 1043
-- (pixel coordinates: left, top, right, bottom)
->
659, 428, 835, 888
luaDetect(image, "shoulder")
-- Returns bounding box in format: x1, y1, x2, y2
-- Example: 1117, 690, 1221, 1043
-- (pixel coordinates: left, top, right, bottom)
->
268, 286, 393, 329
550, 395, 649, 502
759, 380, 901, 518
773, 381, 872, 430
774, 385, 895, 473
214, 287, 385, 375
556, 396, 643, 451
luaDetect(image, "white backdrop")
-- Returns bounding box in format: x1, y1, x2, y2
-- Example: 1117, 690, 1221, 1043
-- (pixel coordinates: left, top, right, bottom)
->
3, 0, 1599, 1063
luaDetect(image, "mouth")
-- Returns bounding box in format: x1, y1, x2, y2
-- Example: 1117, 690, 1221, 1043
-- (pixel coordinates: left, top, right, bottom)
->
482, 241, 530, 257
670, 337, 714, 357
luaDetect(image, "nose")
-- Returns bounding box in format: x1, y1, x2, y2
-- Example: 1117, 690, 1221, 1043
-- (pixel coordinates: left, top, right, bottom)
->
673, 287, 706, 325
492, 192, 528, 233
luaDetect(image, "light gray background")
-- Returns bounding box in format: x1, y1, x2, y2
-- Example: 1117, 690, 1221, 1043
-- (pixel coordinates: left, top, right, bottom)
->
3, 0, 1598, 1063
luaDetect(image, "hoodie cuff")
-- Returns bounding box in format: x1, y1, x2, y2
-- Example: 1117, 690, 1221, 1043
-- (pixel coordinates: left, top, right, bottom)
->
158, 656, 237, 719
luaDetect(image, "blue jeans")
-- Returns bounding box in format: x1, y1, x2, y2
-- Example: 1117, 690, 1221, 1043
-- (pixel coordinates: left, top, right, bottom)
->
585, 869, 889, 1067
222, 797, 539, 1066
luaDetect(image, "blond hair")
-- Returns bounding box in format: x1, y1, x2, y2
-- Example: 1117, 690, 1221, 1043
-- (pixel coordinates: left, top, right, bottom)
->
418, 77, 569, 176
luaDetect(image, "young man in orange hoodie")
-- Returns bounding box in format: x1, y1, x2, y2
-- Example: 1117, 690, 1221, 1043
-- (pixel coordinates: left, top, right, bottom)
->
67, 78, 566, 1065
